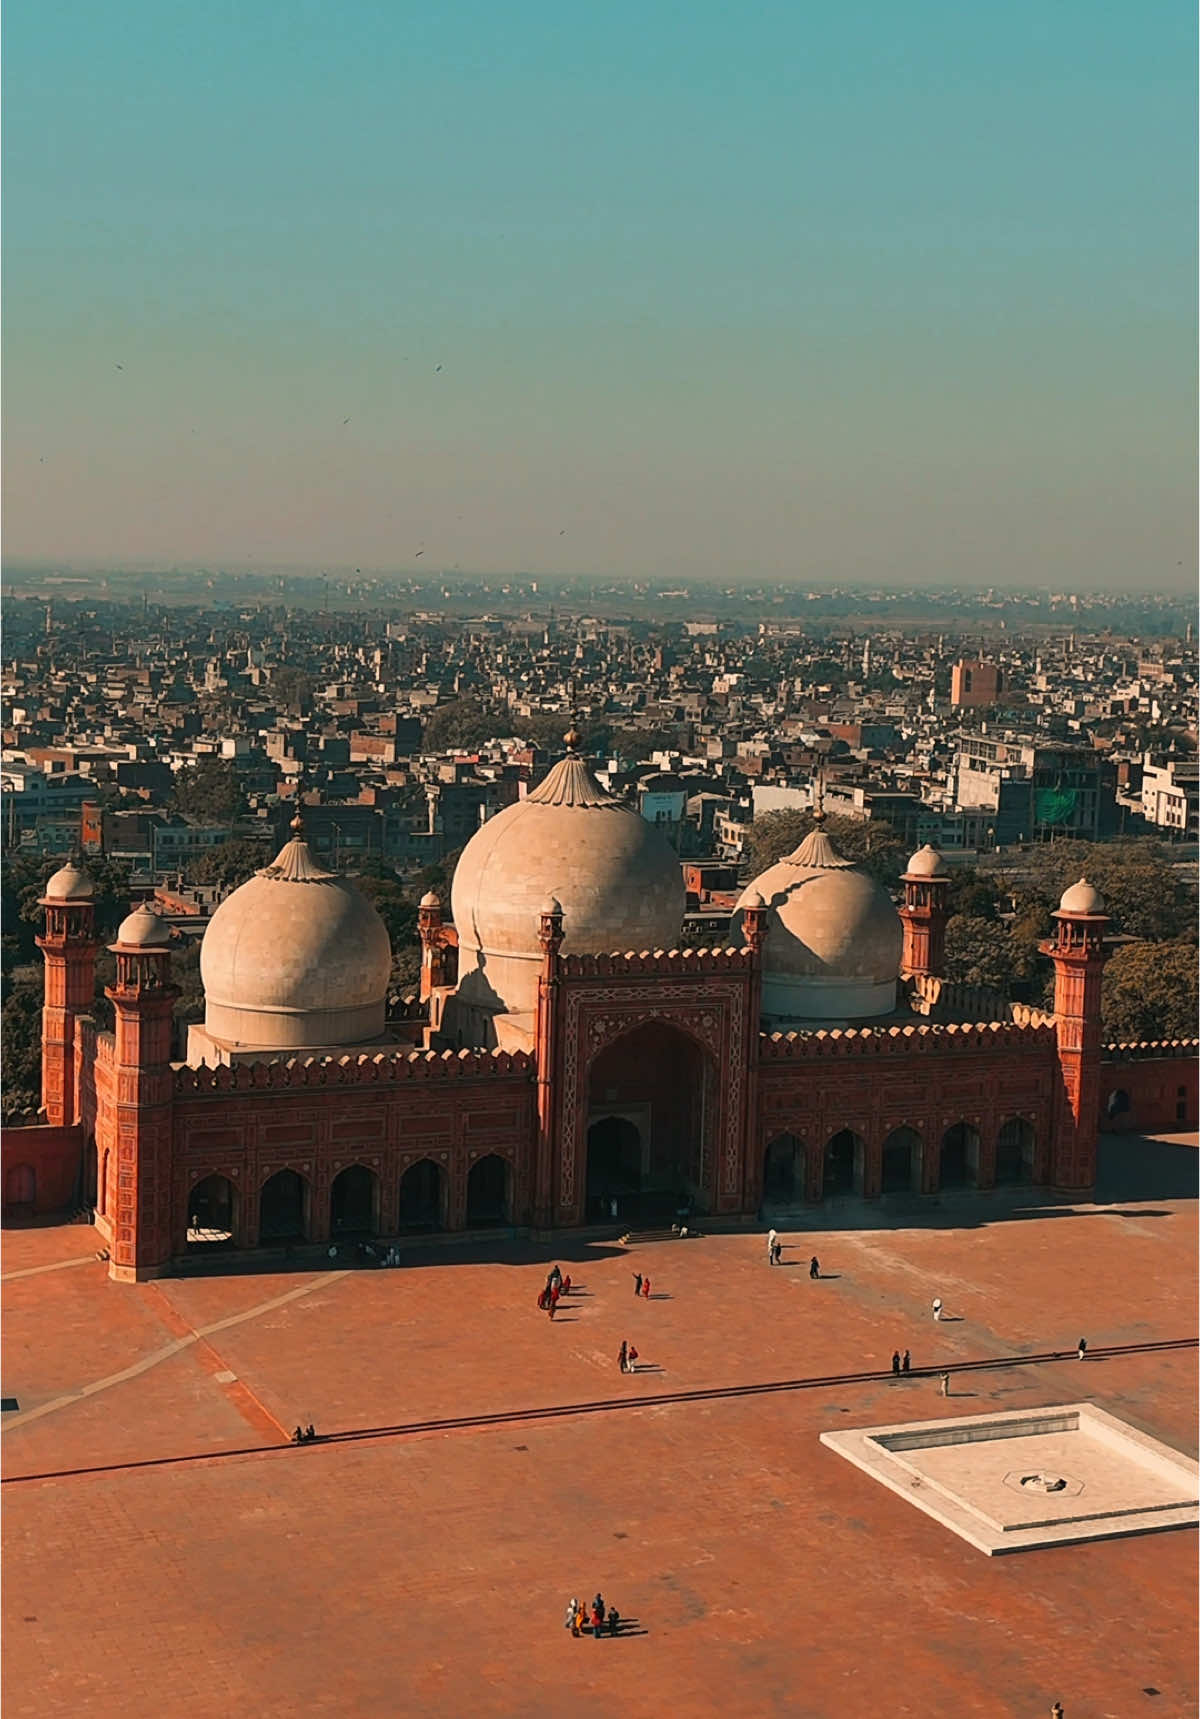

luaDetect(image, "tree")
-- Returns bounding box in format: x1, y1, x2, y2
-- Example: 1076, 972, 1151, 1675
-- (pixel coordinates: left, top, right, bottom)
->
1102, 941, 1198, 1044
1015, 840, 1193, 942
421, 698, 497, 752
271, 666, 313, 711
416, 846, 462, 902
1, 977, 43, 1120
169, 757, 245, 824
943, 915, 1021, 994
746, 811, 906, 886
189, 839, 271, 890
944, 871, 1001, 922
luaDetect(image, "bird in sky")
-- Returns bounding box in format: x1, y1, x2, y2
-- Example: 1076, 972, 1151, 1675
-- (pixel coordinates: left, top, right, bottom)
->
114, 363, 124, 371
342, 417, 351, 425
415, 550, 424, 558
435, 364, 443, 372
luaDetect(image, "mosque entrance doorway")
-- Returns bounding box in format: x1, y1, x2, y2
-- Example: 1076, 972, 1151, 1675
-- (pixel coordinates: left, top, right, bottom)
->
881, 1127, 923, 1195
331, 1165, 377, 1238
995, 1118, 1035, 1186
398, 1159, 444, 1230
940, 1122, 979, 1190
585, 1021, 712, 1223
259, 1170, 308, 1244
187, 1174, 236, 1248
466, 1154, 510, 1227
762, 1132, 805, 1207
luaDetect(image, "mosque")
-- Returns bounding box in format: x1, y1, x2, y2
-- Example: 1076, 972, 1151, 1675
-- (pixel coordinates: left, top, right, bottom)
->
4, 737, 1195, 1280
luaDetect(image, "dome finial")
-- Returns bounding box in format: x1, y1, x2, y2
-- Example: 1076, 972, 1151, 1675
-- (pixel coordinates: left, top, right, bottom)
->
290, 811, 304, 837
563, 724, 581, 755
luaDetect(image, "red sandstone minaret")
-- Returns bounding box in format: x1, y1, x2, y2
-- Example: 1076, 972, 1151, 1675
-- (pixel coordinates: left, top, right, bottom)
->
36, 861, 98, 1127
418, 889, 445, 1001
898, 845, 950, 980
103, 905, 179, 1282
1043, 878, 1110, 1191
533, 894, 565, 1227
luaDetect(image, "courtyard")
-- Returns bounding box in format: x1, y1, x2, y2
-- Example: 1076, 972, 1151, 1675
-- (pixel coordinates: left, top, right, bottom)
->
1, 1132, 1196, 1718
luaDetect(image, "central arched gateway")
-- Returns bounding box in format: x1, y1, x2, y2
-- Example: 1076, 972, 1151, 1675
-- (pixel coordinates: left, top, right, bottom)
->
585, 1020, 714, 1223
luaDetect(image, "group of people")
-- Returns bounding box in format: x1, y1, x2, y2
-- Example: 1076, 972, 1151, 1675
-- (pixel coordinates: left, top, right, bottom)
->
291, 1424, 318, 1444
537, 1263, 572, 1318
764, 1233, 820, 1278
565, 1593, 622, 1638
631, 1272, 652, 1297
616, 1339, 640, 1374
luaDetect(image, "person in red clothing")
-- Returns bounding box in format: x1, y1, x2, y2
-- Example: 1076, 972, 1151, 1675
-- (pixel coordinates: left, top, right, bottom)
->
590, 1603, 603, 1634
562, 1274, 572, 1295
642, 1275, 651, 1298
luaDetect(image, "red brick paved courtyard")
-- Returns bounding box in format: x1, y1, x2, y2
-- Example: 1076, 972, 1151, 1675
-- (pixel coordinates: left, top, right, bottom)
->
2, 1134, 1197, 1718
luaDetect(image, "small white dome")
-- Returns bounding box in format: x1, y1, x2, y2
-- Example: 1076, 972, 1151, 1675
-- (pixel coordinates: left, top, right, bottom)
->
44, 862, 94, 901
1058, 878, 1106, 915
199, 828, 392, 1051
419, 890, 442, 909
539, 895, 564, 917
114, 905, 171, 947
735, 824, 902, 1023
905, 844, 947, 878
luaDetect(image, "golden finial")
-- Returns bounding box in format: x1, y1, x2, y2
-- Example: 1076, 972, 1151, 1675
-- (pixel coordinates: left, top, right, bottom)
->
290, 811, 304, 836
563, 725, 581, 754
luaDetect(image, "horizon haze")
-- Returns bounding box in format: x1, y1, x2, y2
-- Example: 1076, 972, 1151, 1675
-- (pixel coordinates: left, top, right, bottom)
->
4, 0, 1196, 592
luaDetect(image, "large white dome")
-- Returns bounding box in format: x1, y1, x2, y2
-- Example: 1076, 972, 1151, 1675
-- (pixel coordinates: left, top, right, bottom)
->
734, 823, 902, 1024
450, 747, 685, 1021
199, 822, 392, 1051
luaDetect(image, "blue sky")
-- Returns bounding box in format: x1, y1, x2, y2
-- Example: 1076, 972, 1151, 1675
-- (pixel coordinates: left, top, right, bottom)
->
3, 0, 1195, 587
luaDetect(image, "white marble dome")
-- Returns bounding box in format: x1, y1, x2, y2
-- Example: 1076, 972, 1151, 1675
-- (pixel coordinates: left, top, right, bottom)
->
734, 823, 902, 1024
198, 821, 392, 1051
450, 746, 684, 1020
1058, 878, 1106, 916
43, 861, 94, 901
113, 904, 172, 947
905, 844, 948, 878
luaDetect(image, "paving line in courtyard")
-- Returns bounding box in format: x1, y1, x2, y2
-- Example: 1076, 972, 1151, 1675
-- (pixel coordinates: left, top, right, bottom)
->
2, 1336, 1194, 1487
0, 1270, 351, 1434
1, 1254, 98, 1282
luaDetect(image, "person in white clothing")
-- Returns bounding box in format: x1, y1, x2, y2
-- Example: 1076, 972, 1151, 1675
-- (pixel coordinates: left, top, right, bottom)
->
932, 1298, 943, 1321
767, 1228, 777, 1262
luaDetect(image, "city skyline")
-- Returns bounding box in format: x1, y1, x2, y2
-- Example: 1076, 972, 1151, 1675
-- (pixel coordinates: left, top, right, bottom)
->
4, 0, 1195, 590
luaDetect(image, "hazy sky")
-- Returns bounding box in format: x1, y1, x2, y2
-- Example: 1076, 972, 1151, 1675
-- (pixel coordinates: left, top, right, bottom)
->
4, 0, 1195, 589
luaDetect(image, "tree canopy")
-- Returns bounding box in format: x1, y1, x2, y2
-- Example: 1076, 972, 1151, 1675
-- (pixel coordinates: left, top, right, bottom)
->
746, 811, 906, 886
169, 757, 246, 824
1101, 940, 1198, 1044
189, 839, 271, 890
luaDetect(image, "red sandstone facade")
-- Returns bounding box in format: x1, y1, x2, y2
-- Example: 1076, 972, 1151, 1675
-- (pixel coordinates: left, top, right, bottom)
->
3, 884, 1197, 1277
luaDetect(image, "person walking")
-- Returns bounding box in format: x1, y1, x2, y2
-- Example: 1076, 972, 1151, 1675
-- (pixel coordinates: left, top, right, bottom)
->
901, 1349, 911, 1373
547, 1297, 556, 1320
932, 1297, 943, 1321
618, 1340, 628, 1374
940, 1371, 951, 1397
771, 1241, 783, 1266
891, 1351, 901, 1375
809, 1256, 820, 1280
572, 1603, 584, 1637
627, 1344, 639, 1374
633, 1271, 643, 1297
767, 1227, 777, 1262
1077, 1336, 1087, 1361
562, 1274, 571, 1296
590, 1602, 603, 1635
642, 1275, 651, 1299
593, 1594, 606, 1627
565, 1598, 579, 1631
